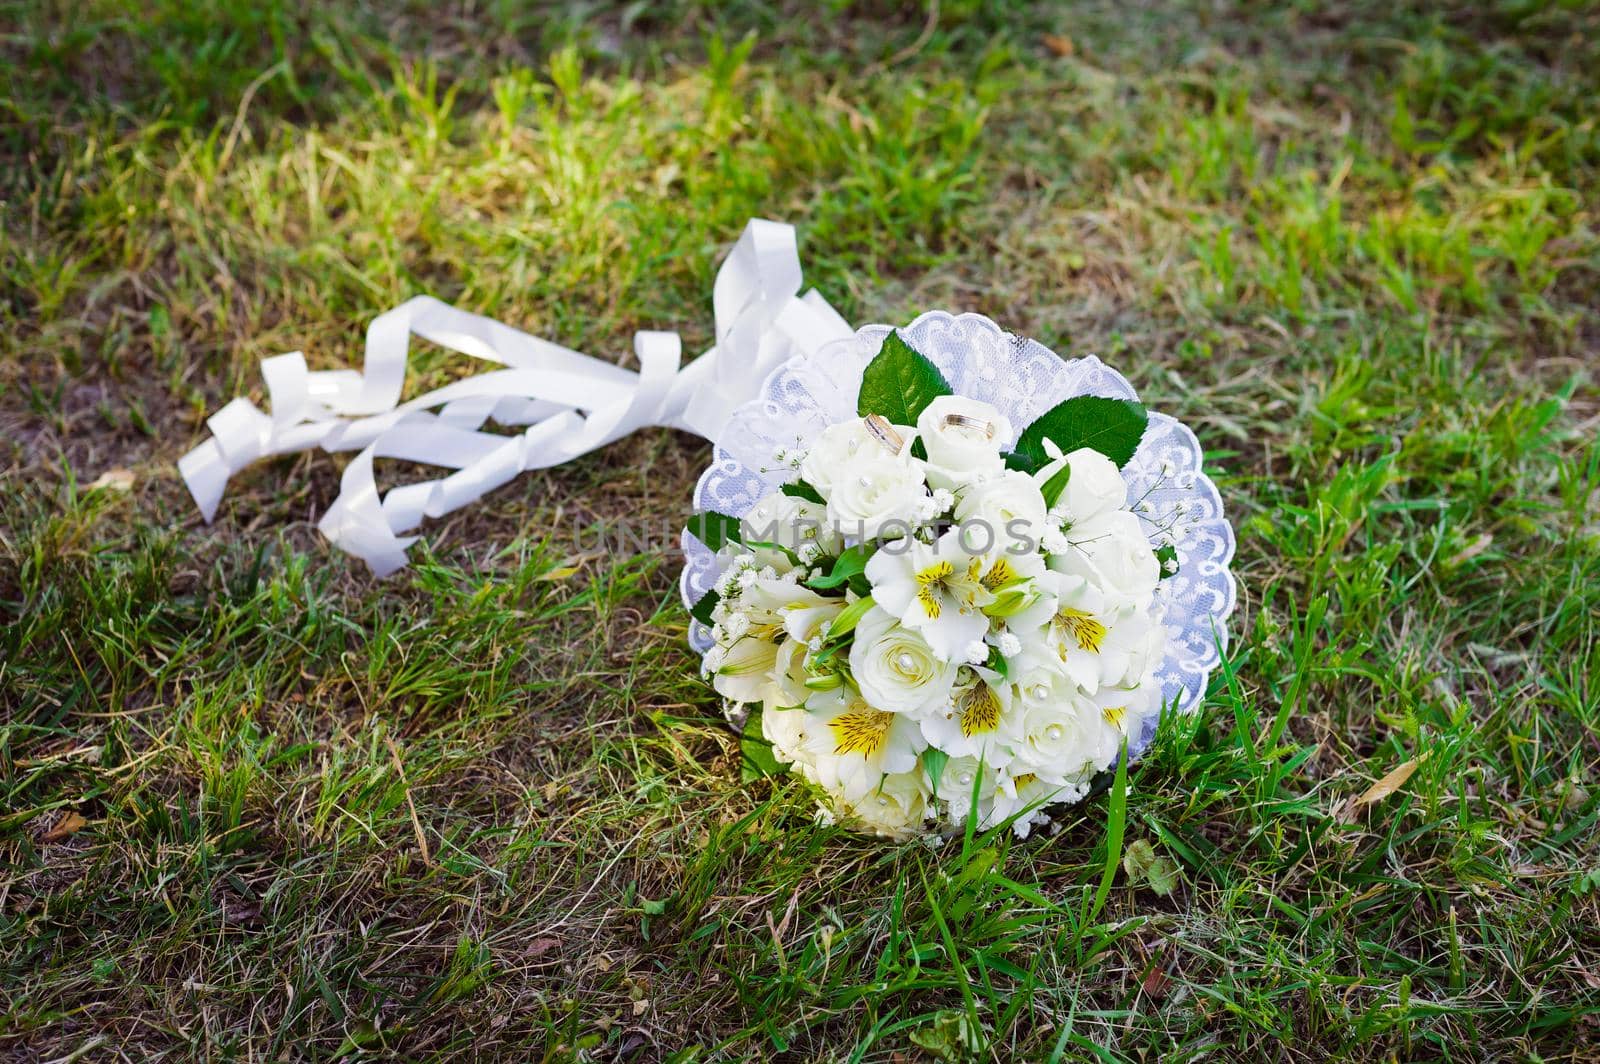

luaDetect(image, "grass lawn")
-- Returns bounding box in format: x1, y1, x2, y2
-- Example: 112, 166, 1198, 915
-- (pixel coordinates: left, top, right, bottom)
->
4, 1, 1599, 1059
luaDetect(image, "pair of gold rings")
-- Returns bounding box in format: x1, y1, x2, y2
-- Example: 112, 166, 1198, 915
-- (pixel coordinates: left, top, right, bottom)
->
863, 412, 995, 454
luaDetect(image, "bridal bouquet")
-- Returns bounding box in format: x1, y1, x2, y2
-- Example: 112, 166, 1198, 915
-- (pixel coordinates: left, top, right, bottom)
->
690, 331, 1176, 838
182, 219, 1233, 843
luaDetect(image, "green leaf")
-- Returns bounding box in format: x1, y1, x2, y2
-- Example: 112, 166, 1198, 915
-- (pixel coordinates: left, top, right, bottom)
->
806, 544, 872, 590
1086, 739, 1129, 925
1039, 460, 1072, 507
1122, 838, 1180, 896
908, 1009, 985, 1063
1155, 543, 1179, 579
744, 539, 802, 566
1013, 396, 1147, 469
921, 747, 949, 792
780, 480, 825, 505
822, 593, 876, 642
689, 589, 720, 627
856, 329, 952, 425
1002, 450, 1042, 474
684, 510, 743, 551
740, 708, 785, 782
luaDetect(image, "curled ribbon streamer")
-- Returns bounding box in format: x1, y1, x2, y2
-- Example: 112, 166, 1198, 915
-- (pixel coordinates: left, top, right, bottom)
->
179, 218, 852, 576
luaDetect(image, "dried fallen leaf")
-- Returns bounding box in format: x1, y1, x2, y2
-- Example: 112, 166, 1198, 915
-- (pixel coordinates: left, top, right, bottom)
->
525, 936, 562, 959
1042, 33, 1075, 57
1141, 960, 1172, 999
221, 899, 261, 925
89, 469, 135, 493
41, 810, 88, 842
1356, 759, 1419, 807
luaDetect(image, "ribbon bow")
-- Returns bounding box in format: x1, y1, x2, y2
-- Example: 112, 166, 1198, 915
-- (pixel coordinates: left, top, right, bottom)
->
179, 219, 851, 575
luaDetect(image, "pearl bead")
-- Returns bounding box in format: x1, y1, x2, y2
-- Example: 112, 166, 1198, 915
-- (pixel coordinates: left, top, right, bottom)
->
1046, 725, 1063, 741
895, 652, 916, 672
958, 772, 974, 786
858, 475, 873, 488
847, 439, 859, 455
877, 796, 889, 806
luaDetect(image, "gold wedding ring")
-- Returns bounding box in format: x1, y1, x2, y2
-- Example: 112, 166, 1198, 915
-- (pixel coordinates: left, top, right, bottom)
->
863, 414, 907, 454
942, 413, 996, 438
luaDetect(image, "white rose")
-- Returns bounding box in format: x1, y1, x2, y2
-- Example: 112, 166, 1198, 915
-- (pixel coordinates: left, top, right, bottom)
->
824, 455, 928, 541
1012, 666, 1072, 718
954, 470, 1050, 551
916, 396, 1011, 489
1051, 510, 1160, 611
932, 754, 990, 804
1012, 695, 1104, 781
848, 607, 960, 717
801, 418, 915, 495
1048, 447, 1129, 526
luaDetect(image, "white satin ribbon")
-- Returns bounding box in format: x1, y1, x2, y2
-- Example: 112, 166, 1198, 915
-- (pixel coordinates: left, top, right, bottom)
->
179, 218, 852, 575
